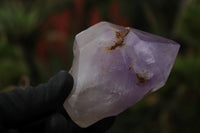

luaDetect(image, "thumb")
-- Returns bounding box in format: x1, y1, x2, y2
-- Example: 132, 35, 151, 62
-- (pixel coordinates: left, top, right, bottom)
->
46, 71, 74, 105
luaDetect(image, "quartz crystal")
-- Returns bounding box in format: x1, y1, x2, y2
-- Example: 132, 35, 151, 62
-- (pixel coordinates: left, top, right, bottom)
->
64, 21, 180, 128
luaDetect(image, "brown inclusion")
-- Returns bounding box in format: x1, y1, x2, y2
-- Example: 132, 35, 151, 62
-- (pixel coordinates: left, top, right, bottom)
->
136, 73, 149, 86
105, 28, 130, 51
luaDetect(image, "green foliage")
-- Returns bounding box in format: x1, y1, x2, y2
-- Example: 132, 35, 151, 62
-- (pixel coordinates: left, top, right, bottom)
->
172, 55, 200, 90
174, 0, 200, 51
0, 43, 29, 90
0, 0, 74, 85
0, 0, 73, 41
0, 2, 39, 38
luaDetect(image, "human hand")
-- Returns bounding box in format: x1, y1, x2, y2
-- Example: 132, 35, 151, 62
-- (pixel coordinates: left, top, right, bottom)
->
0, 71, 115, 133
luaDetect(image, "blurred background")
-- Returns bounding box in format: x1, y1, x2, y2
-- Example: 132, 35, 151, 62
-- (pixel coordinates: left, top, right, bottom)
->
0, 0, 200, 132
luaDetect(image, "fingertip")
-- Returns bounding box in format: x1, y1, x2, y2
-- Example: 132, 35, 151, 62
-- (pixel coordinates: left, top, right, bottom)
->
47, 71, 74, 102
60, 71, 74, 97
57, 71, 74, 91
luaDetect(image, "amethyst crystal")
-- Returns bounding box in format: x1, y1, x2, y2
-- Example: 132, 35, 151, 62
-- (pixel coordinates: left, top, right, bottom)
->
64, 22, 180, 127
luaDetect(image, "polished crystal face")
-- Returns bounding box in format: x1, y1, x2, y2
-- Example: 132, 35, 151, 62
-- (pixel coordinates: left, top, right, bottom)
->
64, 22, 180, 127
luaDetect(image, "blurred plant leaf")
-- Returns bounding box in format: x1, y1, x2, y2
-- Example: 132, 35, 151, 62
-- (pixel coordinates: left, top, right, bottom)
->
0, 43, 29, 89
0, 0, 72, 42
174, 0, 200, 51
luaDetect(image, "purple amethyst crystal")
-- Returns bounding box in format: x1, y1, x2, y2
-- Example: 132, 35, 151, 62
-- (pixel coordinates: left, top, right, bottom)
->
63, 21, 180, 127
